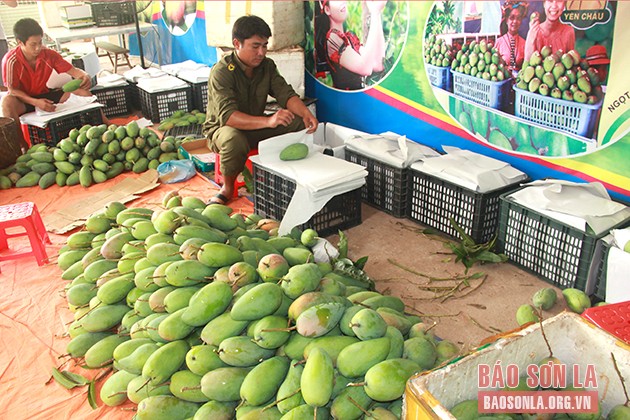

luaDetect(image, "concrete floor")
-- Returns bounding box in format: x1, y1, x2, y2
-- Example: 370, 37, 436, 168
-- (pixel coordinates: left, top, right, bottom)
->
333, 204, 567, 353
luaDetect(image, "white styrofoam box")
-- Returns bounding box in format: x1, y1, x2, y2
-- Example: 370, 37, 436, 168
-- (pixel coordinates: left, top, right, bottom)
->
405, 312, 630, 419
205, 0, 304, 51
216, 46, 305, 99
312, 122, 369, 159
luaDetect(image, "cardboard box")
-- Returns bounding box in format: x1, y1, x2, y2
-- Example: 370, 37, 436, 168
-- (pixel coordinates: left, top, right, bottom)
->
404, 312, 630, 419
217, 46, 305, 99
44, 170, 160, 234
205, 0, 304, 51
179, 139, 216, 172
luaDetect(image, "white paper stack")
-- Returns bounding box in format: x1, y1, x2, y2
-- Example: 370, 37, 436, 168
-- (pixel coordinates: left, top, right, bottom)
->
412, 146, 529, 193
345, 132, 439, 168
161, 60, 211, 83
20, 95, 102, 128
136, 74, 189, 94
123, 65, 167, 83
95, 72, 127, 88
603, 228, 630, 303
508, 180, 630, 236
253, 129, 368, 235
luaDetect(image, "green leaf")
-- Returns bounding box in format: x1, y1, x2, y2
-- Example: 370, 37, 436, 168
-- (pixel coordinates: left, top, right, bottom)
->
337, 230, 348, 259
241, 166, 254, 193
51, 368, 82, 389
61, 370, 89, 386
475, 250, 507, 263
354, 256, 368, 270
422, 227, 442, 235
449, 217, 475, 245
88, 381, 98, 409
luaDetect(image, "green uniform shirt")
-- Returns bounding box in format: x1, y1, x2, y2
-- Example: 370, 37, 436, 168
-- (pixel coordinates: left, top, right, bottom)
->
202, 51, 298, 138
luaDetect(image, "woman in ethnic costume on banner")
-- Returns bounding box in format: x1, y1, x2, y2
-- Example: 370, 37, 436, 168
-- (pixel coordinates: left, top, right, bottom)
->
495, 0, 529, 77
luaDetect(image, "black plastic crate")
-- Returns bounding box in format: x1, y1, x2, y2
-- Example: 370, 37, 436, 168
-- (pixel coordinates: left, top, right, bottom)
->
408, 168, 521, 244
189, 81, 208, 113
345, 148, 408, 217
164, 123, 203, 140
138, 86, 192, 123
496, 190, 630, 292
252, 161, 362, 237
89, 1, 134, 27
127, 81, 141, 111
91, 84, 131, 117
593, 240, 611, 301
27, 107, 103, 146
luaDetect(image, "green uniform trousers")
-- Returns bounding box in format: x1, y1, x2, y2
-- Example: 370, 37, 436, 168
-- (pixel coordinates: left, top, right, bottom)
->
208, 117, 305, 177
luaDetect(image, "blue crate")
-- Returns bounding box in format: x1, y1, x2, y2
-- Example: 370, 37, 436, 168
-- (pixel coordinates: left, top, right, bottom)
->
451, 70, 512, 110
513, 86, 602, 138
426, 64, 452, 91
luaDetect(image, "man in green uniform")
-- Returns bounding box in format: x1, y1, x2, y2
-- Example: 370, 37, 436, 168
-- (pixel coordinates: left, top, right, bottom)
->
203, 15, 318, 204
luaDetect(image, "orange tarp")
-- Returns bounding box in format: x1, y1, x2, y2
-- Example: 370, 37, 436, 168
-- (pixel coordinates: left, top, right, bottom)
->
0, 172, 253, 419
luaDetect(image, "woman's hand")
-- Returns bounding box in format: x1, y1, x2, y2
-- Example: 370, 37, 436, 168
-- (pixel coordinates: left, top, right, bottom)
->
365, 0, 387, 15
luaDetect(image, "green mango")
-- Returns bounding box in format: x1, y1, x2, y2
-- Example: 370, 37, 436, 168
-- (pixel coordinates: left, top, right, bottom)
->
384, 326, 404, 359
197, 242, 243, 268
337, 337, 391, 378
364, 358, 421, 402
84, 334, 129, 369
331, 385, 372, 420
403, 336, 437, 370
450, 399, 479, 420
162, 286, 200, 313
280, 404, 330, 419
276, 359, 305, 414
62, 79, 82, 92
240, 356, 290, 406
100, 370, 137, 406
280, 263, 322, 299
217, 336, 275, 367
282, 247, 314, 266
169, 369, 208, 403
303, 335, 359, 364
135, 395, 199, 420
251, 315, 291, 349
146, 242, 183, 266
281, 332, 314, 361
158, 308, 196, 341
301, 347, 334, 407
173, 225, 225, 245
185, 344, 227, 376
142, 340, 189, 386
193, 401, 238, 420
279, 143, 308, 161
180, 281, 232, 327
66, 331, 113, 358
200, 207, 237, 231
350, 308, 387, 340
165, 259, 215, 288
230, 282, 284, 321
66, 283, 97, 307
295, 302, 346, 338
81, 304, 130, 332
200, 367, 250, 401
200, 312, 249, 347
112, 337, 154, 362
118, 342, 161, 374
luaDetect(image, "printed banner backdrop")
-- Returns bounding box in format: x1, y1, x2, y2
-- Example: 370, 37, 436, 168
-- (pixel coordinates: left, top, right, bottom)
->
305, 0, 630, 203
129, 1, 217, 66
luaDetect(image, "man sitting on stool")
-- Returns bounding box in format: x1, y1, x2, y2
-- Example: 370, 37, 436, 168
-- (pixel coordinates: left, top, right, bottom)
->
1, 18, 94, 150
202, 15, 318, 205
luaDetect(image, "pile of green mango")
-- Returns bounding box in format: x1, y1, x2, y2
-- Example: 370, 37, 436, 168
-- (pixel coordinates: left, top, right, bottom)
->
515, 47, 602, 105
0, 121, 184, 190
424, 34, 454, 68
157, 109, 205, 132
56, 191, 461, 419
451, 38, 511, 82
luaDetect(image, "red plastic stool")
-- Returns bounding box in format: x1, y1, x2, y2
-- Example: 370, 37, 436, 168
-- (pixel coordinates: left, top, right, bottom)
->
0, 202, 51, 266
214, 149, 258, 198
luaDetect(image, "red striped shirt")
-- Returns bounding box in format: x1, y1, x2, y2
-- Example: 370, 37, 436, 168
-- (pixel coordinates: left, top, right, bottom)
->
2, 46, 72, 96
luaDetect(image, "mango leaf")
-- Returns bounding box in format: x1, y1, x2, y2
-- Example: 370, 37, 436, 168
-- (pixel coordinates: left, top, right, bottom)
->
475, 250, 507, 263
51, 368, 88, 389
87, 381, 98, 409
337, 230, 348, 259
354, 256, 368, 270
